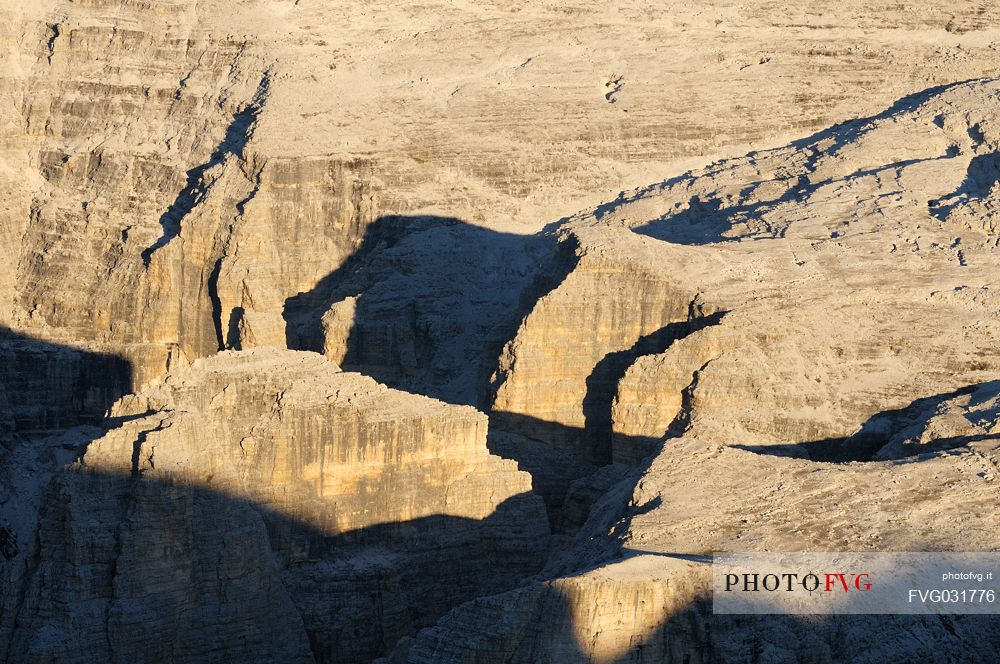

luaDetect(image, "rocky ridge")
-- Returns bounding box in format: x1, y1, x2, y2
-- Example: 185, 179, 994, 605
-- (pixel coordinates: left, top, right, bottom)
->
3, 1, 1000, 663
3, 350, 548, 663
393, 76, 1000, 663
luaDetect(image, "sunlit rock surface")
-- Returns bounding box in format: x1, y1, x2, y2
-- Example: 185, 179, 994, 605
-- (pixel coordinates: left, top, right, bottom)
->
3, 0, 1000, 662
4, 0, 1000, 392
2, 350, 548, 663
391, 79, 1000, 662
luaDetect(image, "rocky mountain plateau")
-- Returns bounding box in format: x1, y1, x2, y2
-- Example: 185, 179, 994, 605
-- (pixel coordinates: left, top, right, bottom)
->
2, 1, 1000, 662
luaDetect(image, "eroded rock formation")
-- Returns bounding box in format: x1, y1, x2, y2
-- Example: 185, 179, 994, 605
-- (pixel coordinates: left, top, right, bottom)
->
2, 350, 548, 663
385, 76, 1000, 664
4, 1, 1000, 663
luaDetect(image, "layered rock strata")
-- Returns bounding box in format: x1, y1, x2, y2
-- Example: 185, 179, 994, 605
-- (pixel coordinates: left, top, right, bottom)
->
6, 0, 1000, 402
4, 2, 1000, 662
400, 430, 1000, 662
490, 77, 1000, 468
393, 78, 1000, 662
1, 350, 548, 663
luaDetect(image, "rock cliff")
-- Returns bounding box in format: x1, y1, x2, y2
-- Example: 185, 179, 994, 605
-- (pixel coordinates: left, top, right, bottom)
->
5, 0, 1000, 395
3, 1, 1000, 663
390, 78, 1000, 661
1, 350, 548, 663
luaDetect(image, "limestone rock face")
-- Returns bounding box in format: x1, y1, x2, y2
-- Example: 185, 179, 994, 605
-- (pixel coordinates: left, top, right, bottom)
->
401, 556, 1000, 664
403, 556, 708, 664
6, 1, 1000, 662
1, 1, 382, 396
216, 156, 378, 352
288, 216, 559, 408
5, 1, 272, 388
391, 79, 1000, 662
5, 0, 1000, 400
399, 425, 1000, 663
490, 235, 721, 465
9, 461, 316, 664
105, 350, 538, 533
490, 78, 1000, 470
0, 329, 131, 430
2, 350, 549, 663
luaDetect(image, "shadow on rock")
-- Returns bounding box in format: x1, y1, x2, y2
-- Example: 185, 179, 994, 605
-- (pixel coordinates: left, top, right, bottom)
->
929, 152, 1000, 221
2, 461, 549, 664
613, 79, 984, 246
398, 555, 1000, 663
283, 215, 573, 409
0, 325, 132, 432
583, 312, 727, 465
733, 381, 1000, 462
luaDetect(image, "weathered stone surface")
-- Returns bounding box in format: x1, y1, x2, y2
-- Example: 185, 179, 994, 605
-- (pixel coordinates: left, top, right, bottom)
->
874, 381, 1000, 460
490, 238, 719, 465
106, 350, 541, 533
600, 79, 1000, 461
5, 0, 1000, 397
0, 329, 131, 431
2, 350, 549, 663
401, 554, 1000, 664
393, 79, 1000, 663
8, 462, 316, 664
487, 78, 1000, 471
400, 425, 1000, 662
292, 217, 559, 408
5, 1, 1000, 662
401, 556, 708, 664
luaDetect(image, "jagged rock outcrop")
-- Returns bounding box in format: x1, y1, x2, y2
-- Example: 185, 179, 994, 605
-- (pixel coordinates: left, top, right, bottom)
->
5, 2, 1000, 663
393, 79, 1000, 662
285, 216, 560, 408
874, 381, 1000, 460
2, 350, 549, 663
399, 425, 1000, 662
5, 0, 1000, 401
400, 554, 1000, 663
490, 236, 722, 465
490, 78, 1000, 469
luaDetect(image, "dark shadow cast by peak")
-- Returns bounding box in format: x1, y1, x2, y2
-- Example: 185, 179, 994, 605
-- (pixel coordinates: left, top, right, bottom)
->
279, 212, 727, 538
401, 550, 1000, 662
282, 214, 574, 409
733, 381, 1000, 463
632, 155, 948, 246
1, 460, 549, 664
929, 151, 1000, 221
583, 311, 727, 465
0, 325, 132, 432
141, 73, 270, 266
397, 377, 1000, 663
588, 78, 991, 247
484, 412, 664, 534
0, 326, 551, 664
565, 592, 1000, 664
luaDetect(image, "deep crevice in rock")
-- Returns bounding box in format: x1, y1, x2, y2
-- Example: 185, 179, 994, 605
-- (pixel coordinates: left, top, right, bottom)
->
583, 310, 727, 465
141, 72, 270, 266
